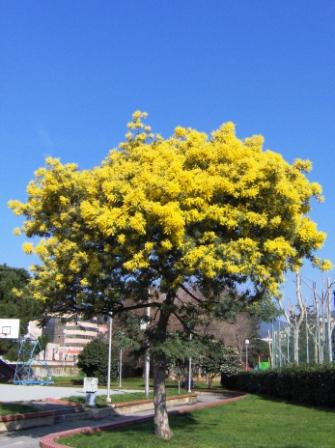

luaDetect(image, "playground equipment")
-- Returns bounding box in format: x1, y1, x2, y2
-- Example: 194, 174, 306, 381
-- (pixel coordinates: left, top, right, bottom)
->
0, 318, 53, 385
13, 336, 54, 385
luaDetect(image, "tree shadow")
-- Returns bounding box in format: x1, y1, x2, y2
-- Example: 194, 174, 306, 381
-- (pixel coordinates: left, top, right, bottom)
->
0, 400, 199, 445
0, 399, 94, 445
74, 412, 200, 442
253, 393, 335, 414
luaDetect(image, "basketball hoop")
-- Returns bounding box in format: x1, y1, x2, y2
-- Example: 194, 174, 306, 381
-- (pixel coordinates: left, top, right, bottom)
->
0, 320, 20, 339
1, 327, 11, 337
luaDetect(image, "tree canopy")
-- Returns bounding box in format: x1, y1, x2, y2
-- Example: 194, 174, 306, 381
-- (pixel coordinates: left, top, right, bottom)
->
9, 111, 330, 438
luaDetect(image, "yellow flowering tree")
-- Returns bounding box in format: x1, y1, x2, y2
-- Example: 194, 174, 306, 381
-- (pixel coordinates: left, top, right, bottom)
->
9, 112, 330, 439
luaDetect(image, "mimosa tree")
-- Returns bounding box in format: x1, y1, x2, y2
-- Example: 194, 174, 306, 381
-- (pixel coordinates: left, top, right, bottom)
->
9, 111, 330, 439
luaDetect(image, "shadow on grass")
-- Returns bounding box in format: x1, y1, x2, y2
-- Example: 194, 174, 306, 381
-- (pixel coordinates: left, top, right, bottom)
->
0, 402, 38, 415
248, 444, 306, 447
76, 412, 200, 441
250, 393, 335, 414
63, 404, 312, 448
0, 399, 96, 444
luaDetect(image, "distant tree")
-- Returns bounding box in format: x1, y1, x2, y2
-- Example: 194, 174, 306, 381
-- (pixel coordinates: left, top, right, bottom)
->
197, 340, 241, 388
245, 293, 282, 366
77, 338, 117, 384
247, 338, 270, 367
247, 292, 283, 323
0, 264, 42, 360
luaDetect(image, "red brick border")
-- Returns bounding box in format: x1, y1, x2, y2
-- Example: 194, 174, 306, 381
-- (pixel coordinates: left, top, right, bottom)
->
113, 393, 197, 409
39, 394, 247, 448
0, 399, 83, 423
44, 398, 84, 408
0, 410, 55, 423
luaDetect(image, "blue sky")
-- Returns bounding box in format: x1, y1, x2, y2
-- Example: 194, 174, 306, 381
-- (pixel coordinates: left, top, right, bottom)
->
1, 0, 334, 304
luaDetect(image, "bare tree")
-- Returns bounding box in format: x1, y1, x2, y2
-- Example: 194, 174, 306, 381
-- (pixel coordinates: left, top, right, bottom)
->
282, 272, 305, 364
327, 278, 333, 362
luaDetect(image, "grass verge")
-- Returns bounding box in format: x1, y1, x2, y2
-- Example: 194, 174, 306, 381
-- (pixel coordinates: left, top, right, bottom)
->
53, 375, 221, 390
62, 389, 183, 407
62, 395, 335, 448
0, 403, 38, 416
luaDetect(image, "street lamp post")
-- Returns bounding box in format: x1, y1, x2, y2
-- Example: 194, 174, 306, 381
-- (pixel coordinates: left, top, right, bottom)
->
106, 315, 113, 403
245, 339, 250, 371
140, 306, 151, 399
188, 333, 192, 393
144, 347, 150, 398
119, 348, 123, 389
145, 306, 151, 399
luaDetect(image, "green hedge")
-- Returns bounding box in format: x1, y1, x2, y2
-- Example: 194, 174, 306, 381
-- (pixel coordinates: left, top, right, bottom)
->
222, 365, 335, 407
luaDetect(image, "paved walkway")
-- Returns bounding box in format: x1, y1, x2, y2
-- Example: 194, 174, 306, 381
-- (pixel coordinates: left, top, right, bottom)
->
0, 392, 239, 448
0, 384, 140, 402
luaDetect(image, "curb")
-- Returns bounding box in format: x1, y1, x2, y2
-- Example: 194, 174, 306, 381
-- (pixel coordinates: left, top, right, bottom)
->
0, 400, 82, 423
0, 399, 83, 432
43, 398, 84, 409
0, 410, 55, 423
39, 394, 247, 448
111, 393, 197, 409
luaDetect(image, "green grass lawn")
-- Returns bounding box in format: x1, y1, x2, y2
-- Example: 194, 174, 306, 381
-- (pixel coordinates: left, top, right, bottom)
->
0, 403, 38, 416
53, 376, 152, 389
52, 375, 84, 387
62, 389, 183, 407
62, 395, 335, 448
53, 375, 220, 390
116, 377, 221, 391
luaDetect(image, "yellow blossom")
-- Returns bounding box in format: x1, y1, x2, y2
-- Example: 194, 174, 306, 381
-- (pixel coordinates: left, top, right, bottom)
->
22, 242, 34, 254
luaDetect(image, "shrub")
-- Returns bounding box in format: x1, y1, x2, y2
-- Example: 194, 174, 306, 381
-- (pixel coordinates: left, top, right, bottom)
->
222, 364, 335, 407
199, 343, 241, 388
77, 338, 117, 384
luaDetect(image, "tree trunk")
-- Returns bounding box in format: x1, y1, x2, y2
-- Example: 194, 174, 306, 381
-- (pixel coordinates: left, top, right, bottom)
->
153, 363, 172, 439
293, 328, 299, 364
152, 292, 174, 440
314, 338, 318, 364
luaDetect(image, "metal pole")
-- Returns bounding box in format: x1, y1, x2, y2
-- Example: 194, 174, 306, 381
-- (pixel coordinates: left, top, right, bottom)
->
245, 339, 250, 371
145, 305, 151, 399
144, 349, 150, 398
188, 333, 192, 393
287, 325, 290, 365
305, 308, 310, 364
267, 330, 273, 367
106, 315, 113, 403
278, 320, 282, 368
271, 322, 275, 368
245, 344, 248, 371
119, 348, 123, 389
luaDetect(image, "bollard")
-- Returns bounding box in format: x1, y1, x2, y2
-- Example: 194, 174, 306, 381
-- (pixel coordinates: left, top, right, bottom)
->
85, 391, 97, 407
83, 377, 99, 407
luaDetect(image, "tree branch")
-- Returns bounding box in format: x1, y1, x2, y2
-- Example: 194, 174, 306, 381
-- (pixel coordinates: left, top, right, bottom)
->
112, 301, 161, 315
179, 284, 203, 304
171, 310, 196, 336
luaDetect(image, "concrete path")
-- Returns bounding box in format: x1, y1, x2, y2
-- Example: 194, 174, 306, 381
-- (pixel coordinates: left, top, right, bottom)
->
0, 384, 141, 402
0, 392, 236, 448
0, 413, 122, 448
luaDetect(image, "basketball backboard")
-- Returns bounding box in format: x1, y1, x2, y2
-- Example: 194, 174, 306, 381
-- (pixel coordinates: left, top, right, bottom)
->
0, 319, 20, 339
